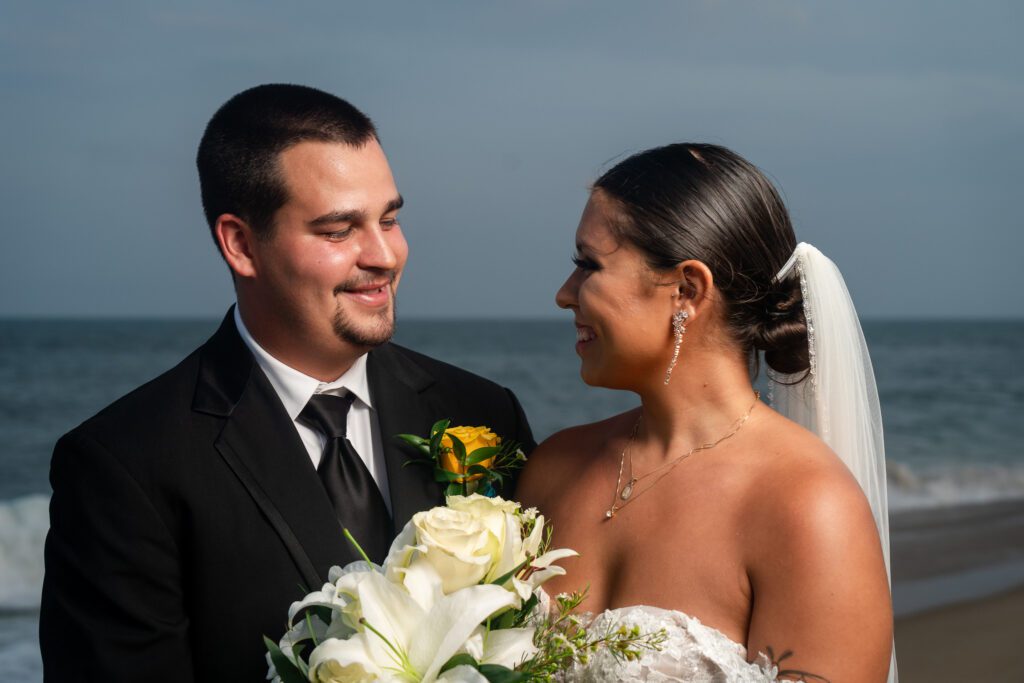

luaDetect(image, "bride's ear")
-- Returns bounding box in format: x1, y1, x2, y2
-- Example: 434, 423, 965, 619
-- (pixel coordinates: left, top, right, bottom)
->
673, 260, 714, 320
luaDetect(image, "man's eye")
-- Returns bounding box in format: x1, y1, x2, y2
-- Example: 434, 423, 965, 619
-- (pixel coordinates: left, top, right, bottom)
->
381, 218, 400, 230
571, 255, 599, 271
325, 229, 352, 240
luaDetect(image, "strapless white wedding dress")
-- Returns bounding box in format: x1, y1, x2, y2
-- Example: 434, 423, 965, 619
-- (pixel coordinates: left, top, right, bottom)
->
556, 604, 779, 682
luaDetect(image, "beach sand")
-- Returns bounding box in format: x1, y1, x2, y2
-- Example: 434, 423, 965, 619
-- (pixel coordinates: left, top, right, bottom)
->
894, 586, 1024, 682
889, 499, 1024, 682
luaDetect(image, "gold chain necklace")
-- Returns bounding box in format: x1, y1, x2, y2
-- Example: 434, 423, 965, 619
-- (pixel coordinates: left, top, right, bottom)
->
605, 391, 760, 519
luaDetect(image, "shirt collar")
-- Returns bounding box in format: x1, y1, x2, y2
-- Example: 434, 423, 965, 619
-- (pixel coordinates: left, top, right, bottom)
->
233, 306, 373, 420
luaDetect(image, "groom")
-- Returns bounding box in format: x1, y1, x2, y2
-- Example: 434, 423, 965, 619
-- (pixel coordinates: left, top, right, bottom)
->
40, 84, 534, 682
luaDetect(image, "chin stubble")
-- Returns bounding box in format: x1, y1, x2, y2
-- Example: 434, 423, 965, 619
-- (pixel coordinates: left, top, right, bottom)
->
331, 274, 398, 348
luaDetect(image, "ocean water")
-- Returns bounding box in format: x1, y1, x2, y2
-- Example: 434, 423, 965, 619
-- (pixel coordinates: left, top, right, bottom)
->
1, 318, 1022, 676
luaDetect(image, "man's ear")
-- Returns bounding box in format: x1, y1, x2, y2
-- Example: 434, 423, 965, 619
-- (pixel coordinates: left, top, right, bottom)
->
215, 214, 258, 279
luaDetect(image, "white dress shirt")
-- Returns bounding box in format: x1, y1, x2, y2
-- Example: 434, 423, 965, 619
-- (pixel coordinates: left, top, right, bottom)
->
233, 307, 392, 514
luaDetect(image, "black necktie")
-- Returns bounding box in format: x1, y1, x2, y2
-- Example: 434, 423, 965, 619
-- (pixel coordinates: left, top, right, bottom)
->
298, 393, 392, 563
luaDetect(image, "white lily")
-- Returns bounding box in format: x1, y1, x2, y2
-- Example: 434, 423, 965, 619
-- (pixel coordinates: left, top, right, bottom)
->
288, 561, 380, 637
509, 547, 580, 602
476, 509, 577, 603
463, 626, 538, 669
308, 568, 520, 682
381, 524, 424, 583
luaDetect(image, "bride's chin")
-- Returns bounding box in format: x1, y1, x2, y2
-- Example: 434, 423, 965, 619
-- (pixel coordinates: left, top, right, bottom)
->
579, 364, 622, 390
578, 365, 601, 387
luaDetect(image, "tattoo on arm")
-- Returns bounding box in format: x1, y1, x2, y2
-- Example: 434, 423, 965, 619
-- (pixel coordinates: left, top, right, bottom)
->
764, 647, 831, 682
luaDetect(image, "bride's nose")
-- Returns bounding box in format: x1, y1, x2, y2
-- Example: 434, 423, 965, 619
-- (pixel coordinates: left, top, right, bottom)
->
555, 272, 579, 310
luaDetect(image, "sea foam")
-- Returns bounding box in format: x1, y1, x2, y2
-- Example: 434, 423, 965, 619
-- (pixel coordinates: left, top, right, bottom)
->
0, 495, 48, 612
887, 461, 1024, 511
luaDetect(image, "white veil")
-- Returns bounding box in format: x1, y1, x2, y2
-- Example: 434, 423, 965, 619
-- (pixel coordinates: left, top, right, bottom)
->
768, 243, 897, 683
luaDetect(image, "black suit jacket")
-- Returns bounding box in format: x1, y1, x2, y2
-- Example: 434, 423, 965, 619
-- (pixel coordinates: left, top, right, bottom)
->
40, 311, 534, 682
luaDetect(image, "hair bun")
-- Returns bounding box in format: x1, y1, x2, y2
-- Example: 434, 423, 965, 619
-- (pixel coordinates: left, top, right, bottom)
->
754, 278, 810, 375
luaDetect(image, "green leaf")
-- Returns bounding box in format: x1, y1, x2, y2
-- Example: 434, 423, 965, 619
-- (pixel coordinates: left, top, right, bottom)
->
465, 446, 501, 465
263, 636, 308, 683
439, 653, 479, 674
395, 434, 428, 447
489, 558, 529, 587
448, 431, 468, 462
430, 418, 451, 435
479, 664, 529, 683
445, 482, 464, 496
429, 428, 448, 458
434, 468, 468, 482
510, 593, 539, 626
492, 605, 518, 630
402, 458, 432, 469
467, 464, 491, 476
492, 587, 539, 630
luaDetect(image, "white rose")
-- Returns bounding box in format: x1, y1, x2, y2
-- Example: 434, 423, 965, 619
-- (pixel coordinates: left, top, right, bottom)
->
411, 505, 500, 593
446, 495, 528, 584
446, 494, 518, 546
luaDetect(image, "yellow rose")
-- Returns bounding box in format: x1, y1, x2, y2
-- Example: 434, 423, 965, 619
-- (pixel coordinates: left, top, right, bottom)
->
440, 425, 500, 482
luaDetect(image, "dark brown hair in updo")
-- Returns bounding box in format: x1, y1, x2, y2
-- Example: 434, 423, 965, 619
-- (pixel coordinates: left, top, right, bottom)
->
593, 143, 809, 375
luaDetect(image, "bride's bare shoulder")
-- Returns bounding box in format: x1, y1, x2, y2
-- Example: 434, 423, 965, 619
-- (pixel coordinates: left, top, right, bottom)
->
742, 411, 883, 562
515, 409, 637, 510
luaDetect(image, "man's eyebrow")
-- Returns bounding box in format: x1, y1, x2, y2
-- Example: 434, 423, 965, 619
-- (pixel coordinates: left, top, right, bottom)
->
308, 196, 403, 227
309, 209, 365, 227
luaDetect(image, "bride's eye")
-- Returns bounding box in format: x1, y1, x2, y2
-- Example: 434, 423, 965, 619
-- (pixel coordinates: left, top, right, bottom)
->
571, 254, 600, 271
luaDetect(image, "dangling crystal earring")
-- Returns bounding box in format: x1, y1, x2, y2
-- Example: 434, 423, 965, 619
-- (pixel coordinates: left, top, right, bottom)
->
664, 311, 689, 385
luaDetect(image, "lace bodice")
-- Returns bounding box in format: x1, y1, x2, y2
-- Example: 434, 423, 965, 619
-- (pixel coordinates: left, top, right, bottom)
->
558, 604, 779, 682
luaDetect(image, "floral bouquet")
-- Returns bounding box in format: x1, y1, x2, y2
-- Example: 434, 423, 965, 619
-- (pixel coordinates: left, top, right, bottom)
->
265, 425, 665, 683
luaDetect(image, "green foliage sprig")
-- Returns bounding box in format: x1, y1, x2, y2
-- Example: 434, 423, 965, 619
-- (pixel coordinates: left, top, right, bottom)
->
397, 418, 527, 496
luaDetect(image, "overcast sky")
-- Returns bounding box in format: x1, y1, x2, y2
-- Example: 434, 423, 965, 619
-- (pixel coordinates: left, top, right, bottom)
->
2, 1, 1021, 319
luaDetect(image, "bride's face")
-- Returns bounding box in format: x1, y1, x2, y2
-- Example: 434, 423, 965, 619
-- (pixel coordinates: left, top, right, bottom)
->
556, 191, 676, 390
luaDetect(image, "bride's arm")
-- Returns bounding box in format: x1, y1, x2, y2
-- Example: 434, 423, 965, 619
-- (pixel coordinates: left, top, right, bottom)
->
744, 458, 893, 682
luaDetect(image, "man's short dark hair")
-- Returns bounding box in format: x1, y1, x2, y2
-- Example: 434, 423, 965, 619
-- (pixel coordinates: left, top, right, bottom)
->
196, 83, 378, 244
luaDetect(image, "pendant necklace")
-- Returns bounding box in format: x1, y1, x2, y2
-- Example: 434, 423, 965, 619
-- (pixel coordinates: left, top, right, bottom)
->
605, 391, 760, 520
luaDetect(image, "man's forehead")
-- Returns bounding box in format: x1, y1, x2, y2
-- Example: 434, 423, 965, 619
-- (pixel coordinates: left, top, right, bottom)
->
278, 138, 390, 173
276, 139, 398, 206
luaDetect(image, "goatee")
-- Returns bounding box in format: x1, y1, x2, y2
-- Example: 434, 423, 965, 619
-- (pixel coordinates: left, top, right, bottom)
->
332, 297, 397, 348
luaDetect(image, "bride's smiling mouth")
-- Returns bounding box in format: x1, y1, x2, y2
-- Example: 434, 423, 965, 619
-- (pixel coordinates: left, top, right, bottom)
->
575, 324, 596, 352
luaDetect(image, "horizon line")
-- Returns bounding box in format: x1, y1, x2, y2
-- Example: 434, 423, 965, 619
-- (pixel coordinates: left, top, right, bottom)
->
1, 314, 1022, 323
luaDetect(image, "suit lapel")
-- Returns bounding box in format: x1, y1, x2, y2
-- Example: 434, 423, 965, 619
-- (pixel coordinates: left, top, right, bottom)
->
193, 311, 353, 588
368, 344, 446, 535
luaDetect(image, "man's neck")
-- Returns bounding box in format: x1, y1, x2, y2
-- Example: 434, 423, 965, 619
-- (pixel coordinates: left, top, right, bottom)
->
233, 305, 364, 383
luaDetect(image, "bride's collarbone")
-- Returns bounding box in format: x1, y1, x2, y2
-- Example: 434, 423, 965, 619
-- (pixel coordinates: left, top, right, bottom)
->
549, 457, 752, 549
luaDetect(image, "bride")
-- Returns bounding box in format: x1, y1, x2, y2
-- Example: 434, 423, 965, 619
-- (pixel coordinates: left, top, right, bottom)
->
517, 143, 895, 681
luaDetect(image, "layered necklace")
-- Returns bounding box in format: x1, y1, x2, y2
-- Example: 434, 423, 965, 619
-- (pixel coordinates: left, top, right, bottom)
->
605, 391, 761, 519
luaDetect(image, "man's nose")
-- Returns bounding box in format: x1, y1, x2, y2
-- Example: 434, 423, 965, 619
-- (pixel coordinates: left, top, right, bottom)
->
359, 226, 400, 270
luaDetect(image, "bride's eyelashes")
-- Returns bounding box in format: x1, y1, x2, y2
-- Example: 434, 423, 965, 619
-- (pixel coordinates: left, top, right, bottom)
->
571, 254, 601, 272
